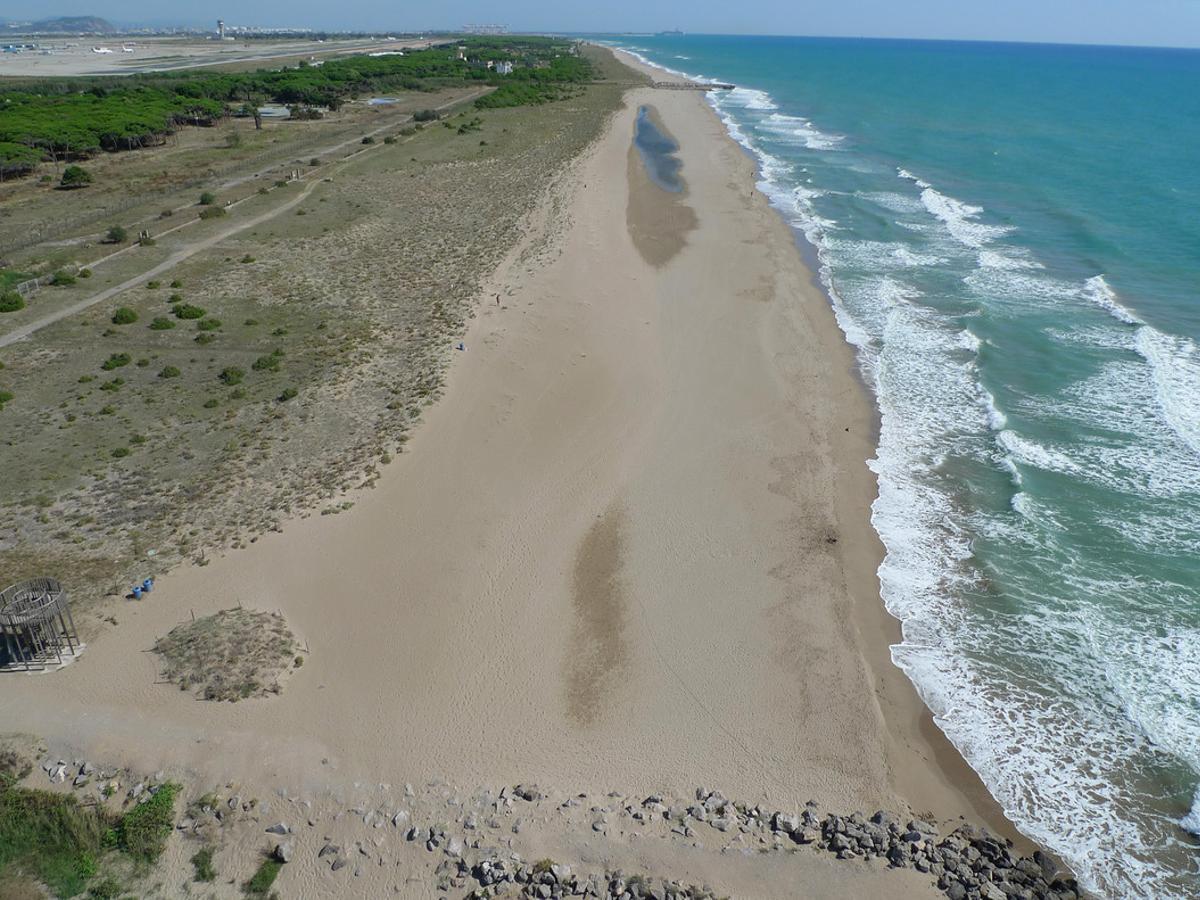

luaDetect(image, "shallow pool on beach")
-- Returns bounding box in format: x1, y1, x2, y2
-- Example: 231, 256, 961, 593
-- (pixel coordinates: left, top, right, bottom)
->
633, 106, 684, 193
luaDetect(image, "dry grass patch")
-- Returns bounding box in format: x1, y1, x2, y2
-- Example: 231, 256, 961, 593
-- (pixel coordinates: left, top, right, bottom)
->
153, 608, 299, 701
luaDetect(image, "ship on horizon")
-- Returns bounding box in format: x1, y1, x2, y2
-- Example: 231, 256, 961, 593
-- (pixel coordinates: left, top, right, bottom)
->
656, 28, 684, 36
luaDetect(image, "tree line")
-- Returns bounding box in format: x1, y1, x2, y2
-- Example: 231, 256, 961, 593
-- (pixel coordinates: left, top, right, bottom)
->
0, 37, 591, 180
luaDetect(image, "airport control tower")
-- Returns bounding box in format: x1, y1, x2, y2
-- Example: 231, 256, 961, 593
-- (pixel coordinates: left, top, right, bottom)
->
217, 19, 226, 39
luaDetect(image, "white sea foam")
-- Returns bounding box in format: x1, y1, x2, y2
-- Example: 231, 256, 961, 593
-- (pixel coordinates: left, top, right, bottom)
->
978, 248, 1041, 270
920, 186, 1015, 248
896, 167, 932, 189
1181, 789, 1200, 836
979, 385, 1008, 431
612, 46, 713, 84
1084, 274, 1144, 325
724, 86, 776, 110
758, 112, 843, 151
679, 47, 1200, 897
856, 191, 927, 215
1135, 327, 1200, 457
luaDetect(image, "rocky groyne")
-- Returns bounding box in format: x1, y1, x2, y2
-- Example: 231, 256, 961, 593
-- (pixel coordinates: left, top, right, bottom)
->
24, 745, 1083, 899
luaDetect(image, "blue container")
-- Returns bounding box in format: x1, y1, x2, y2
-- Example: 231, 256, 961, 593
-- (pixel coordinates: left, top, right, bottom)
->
131, 586, 143, 600
142, 578, 154, 593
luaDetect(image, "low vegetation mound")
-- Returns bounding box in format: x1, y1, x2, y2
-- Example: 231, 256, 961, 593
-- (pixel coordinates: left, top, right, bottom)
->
153, 608, 299, 701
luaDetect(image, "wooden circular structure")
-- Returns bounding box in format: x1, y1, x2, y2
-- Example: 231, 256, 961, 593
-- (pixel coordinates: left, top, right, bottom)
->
0, 577, 81, 672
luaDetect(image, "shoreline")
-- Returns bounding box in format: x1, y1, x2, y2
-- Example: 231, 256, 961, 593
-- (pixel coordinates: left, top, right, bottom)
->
609, 47, 1034, 851
2, 46, 1049, 896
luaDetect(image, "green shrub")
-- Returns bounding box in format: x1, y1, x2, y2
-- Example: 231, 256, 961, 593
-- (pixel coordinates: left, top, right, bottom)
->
198, 191, 216, 206
361, 135, 375, 144
169, 293, 183, 303
130, 434, 146, 444
111, 447, 130, 458
0, 778, 113, 897
310, 157, 321, 166
147, 280, 161, 289
99, 405, 115, 415
240, 255, 255, 264
197, 318, 222, 331
78, 375, 95, 383
0, 291, 24, 313
170, 279, 183, 288
149, 317, 175, 330
60, 165, 92, 189
413, 108, 439, 122
159, 366, 180, 378
105, 225, 127, 244
111, 307, 138, 325
173, 304, 206, 320
198, 207, 226, 220
278, 387, 298, 402
245, 858, 282, 896
138, 235, 156, 246
86, 876, 124, 898
50, 270, 76, 286
191, 845, 216, 882
101, 353, 131, 370
251, 353, 280, 372
194, 333, 215, 345
136, 358, 150, 367
0, 389, 12, 410
383, 135, 396, 144
99, 378, 124, 392
219, 367, 245, 385
116, 782, 179, 863
202, 398, 219, 409
79, 268, 93, 278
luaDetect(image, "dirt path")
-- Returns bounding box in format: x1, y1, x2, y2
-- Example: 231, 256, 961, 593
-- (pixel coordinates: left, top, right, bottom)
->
0, 178, 319, 348
0, 87, 491, 349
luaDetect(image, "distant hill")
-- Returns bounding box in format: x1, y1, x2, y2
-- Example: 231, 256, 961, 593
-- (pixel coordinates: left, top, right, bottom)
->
5, 15, 117, 34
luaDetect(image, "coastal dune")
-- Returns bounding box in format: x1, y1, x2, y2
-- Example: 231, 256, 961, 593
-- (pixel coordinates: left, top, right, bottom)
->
5, 54, 1016, 895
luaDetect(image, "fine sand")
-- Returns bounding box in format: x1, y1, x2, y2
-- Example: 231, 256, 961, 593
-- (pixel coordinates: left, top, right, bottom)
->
3, 52, 1024, 895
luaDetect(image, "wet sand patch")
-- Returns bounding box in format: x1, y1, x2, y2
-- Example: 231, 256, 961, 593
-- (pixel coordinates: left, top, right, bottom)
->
566, 508, 628, 725
627, 105, 697, 267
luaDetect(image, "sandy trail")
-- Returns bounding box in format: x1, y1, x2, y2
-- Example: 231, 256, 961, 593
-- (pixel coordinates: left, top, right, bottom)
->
3, 74, 1006, 865
0, 89, 491, 350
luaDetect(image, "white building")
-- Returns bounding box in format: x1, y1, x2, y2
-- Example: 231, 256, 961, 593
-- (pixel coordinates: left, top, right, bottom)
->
495, 61, 513, 75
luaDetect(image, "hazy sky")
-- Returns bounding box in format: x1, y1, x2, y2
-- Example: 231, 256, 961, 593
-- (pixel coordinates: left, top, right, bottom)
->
8, 0, 1200, 49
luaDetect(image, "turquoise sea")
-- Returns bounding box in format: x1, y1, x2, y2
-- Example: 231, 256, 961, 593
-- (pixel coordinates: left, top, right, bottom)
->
600, 34, 1200, 898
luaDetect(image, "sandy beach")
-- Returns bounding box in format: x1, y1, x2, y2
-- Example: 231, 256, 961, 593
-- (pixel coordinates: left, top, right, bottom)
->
2, 49, 1029, 896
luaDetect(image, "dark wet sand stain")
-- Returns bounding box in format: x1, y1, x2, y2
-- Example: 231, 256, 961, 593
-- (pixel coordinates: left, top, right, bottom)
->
566, 508, 628, 725
626, 105, 697, 267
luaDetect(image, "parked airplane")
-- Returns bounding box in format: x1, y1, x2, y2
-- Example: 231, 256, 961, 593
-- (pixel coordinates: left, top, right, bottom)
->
91, 46, 113, 54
